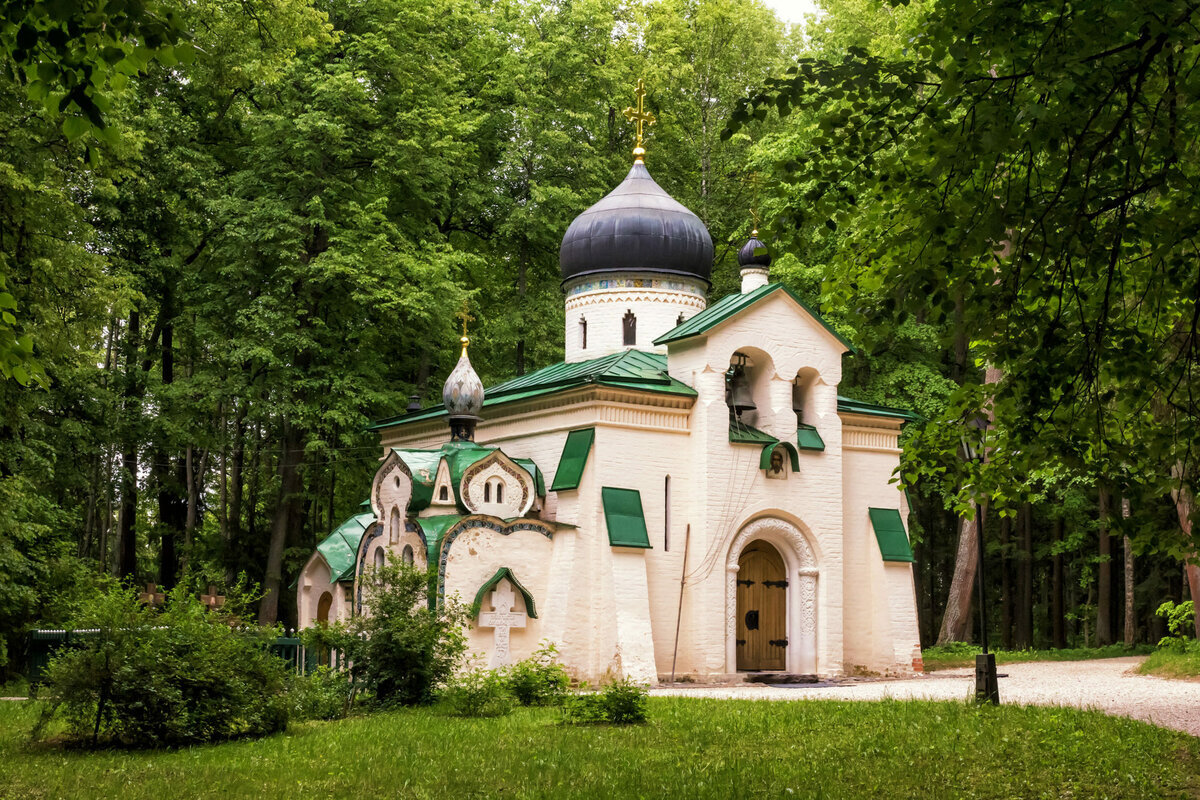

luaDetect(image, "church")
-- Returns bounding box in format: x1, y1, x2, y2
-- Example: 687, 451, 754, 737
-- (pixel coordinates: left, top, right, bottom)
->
296, 88, 922, 681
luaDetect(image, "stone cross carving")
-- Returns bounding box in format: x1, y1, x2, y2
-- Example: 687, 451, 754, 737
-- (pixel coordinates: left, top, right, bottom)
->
477, 579, 526, 668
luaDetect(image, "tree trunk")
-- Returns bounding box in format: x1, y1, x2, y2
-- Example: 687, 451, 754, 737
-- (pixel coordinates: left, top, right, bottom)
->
115, 310, 141, 581
1123, 496, 1135, 646
999, 515, 1013, 649
226, 403, 247, 584
1168, 473, 1200, 638
1015, 503, 1033, 649
937, 513, 977, 644
1052, 515, 1065, 648
258, 420, 305, 625
1097, 488, 1113, 645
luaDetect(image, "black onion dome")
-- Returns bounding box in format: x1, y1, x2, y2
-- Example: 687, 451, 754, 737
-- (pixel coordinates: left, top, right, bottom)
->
559, 161, 713, 284
738, 235, 771, 268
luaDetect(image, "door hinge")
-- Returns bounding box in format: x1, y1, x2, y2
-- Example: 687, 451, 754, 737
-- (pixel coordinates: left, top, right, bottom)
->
763, 579, 789, 589
769, 638, 789, 648
736, 639, 746, 646
736, 579, 755, 587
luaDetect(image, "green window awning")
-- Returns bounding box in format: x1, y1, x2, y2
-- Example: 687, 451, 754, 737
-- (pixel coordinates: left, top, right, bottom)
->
551, 428, 595, 491
797, 424, 826, 451
601, 487, 651, 548
869, 508, 914, 563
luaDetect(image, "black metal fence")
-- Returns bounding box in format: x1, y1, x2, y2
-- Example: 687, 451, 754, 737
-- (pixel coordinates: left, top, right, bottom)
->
26, 629, 340, 684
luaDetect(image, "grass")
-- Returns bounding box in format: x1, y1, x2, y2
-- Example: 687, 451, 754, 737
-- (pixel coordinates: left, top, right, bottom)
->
0, 698, 1197, 799
922, 643, 1153, 671
1138, 646, 1200, 679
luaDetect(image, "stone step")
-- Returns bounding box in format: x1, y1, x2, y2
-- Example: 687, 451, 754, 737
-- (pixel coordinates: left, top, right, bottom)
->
744, 672, 820, 685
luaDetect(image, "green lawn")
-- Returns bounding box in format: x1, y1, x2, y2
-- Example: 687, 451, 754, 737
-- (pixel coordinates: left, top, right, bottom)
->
922, 643, 1153, 671
1, 698, 1197, 799
1139, 648, 1200, 679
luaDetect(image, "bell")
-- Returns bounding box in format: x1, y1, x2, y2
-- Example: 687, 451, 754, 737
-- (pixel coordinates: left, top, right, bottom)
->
727, 355, 756, 418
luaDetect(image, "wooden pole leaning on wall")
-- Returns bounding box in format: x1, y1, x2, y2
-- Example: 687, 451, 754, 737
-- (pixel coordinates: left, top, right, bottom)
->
670, 524, 691, 683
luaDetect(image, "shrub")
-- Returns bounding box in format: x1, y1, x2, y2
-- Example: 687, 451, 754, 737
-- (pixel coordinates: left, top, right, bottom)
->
290, 667, 353, 721
35, 580, 288, 747
564, 678, 648, 725
1154, 600, 1196, 651
440, 667, 515, 717
507, 642, 569, 706
341, 562, 467, 707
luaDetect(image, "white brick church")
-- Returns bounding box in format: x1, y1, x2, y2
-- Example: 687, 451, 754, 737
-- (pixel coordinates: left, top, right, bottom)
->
296, 141, 922, 682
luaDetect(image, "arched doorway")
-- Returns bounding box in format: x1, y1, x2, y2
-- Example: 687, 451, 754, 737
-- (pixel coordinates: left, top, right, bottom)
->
316, 591, 333, 625
736, 541, 787, 670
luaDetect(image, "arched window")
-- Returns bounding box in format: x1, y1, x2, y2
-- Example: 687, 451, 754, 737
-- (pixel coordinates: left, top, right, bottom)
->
484, 477, 504, 505
389, 506, 401, 544
579, 317, 588, 350
402, 545, 414, 565
623, 310, 636, 345
317, 592, 333, 625
484, 482, 491, 502
496, 482, 504, 503
373, 547, 385, 570
438, 485, 449, 502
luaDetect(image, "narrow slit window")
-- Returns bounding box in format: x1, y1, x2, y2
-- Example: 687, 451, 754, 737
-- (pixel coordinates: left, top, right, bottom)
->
496, 482, 504, 503
484, 482, 491, 502
580, 317, 587, 350
623, 311, 636, 346
438, 486, 449, 502
664, 475, 671, 551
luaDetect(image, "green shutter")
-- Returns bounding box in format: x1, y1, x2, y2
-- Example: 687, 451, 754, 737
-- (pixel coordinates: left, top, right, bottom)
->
551, 428, 595, 491
797, 424, 826, 451
601, 487, 651, 548
869, 508, 914, 563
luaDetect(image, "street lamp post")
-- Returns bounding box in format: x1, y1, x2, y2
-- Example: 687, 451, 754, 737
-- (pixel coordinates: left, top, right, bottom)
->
963, 415, 1000, 705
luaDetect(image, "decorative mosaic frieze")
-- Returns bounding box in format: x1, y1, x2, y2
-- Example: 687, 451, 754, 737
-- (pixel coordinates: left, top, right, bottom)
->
565, 275, 706, 298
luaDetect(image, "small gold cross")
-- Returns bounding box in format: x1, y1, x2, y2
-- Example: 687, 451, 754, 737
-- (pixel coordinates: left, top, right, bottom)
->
623, 79, 657, 161
456, 300, 475, 355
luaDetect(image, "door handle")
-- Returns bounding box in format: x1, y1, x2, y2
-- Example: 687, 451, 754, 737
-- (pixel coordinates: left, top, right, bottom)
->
744, 609, 759, 630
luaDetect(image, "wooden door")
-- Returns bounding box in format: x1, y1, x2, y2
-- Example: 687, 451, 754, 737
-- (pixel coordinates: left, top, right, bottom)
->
736, 541, 787, 670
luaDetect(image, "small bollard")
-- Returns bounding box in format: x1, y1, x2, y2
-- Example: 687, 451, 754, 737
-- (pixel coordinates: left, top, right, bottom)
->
975, 653, 1000, 705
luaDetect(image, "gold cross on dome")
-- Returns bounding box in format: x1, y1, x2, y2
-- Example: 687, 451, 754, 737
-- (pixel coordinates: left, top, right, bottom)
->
623, 79, 656, 161
455, 300, 475, 356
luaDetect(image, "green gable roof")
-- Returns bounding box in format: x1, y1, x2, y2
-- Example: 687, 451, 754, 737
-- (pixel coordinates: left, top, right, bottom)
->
869, 507, 915, 563
472, 567, 538, 619
551, 428, 595, 491
370, 350, 696, 431
601, 487, 651, 549
414, 514, 465, 565
653, 283, 856, 352
391, 442, 543, 514
317, 511, 376, 582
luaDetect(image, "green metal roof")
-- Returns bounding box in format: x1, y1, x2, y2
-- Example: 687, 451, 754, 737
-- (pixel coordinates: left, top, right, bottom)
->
797, 423, 826, 451
472, 567, 538, 619
601, 487, 651, 549
415, 514, 465, 565
729, 419, 779, 445
550, 428, 595, 491
836, 396, 919, 422
869, 507, 915, 563
653, 283, 856, 352
317, 511, 376, 582
392, 442, 543, 513
370, 350, 696, 431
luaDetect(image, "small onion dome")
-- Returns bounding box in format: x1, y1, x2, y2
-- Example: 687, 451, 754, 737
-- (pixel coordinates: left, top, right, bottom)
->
738, 233, 771, 268
559, 161, 713, 284
442, 337, 484, 441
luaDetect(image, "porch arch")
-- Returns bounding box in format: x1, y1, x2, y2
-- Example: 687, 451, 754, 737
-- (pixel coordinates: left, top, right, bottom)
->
726, 516, 819, 674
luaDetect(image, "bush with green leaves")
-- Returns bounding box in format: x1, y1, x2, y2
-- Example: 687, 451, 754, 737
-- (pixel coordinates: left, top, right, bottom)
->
35, 580, 288, 747
564, 678, 648, 725
1154, 601, 1198, 653
440, 667, 515, 717
507, 642, 570, 706
289, 667, 353, 722
338, 562, 467, 707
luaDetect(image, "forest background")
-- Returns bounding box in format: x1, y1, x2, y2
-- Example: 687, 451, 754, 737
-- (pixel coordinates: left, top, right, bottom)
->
1, 0, 1197, 675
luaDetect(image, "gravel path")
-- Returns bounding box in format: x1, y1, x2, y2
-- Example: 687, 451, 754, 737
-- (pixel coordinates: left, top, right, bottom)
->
652, 657, 1200, 736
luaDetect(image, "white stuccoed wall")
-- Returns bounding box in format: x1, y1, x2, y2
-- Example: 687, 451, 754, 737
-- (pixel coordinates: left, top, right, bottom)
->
564, 273, 707, 362
358, 288, 924, 681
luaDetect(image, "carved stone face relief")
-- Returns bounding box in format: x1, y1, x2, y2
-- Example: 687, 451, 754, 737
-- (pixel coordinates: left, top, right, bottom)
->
766, 447, 786, 480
